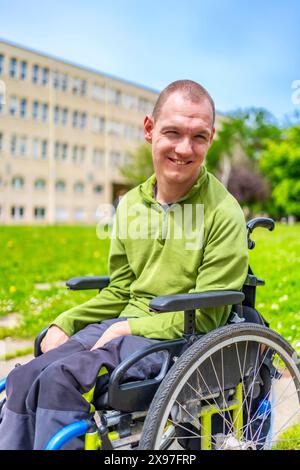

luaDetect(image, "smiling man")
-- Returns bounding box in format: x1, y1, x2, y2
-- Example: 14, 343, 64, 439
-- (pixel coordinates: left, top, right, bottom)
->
0, 80, 248, 450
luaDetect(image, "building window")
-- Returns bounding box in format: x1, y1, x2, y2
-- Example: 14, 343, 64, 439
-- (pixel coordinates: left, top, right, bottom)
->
124, 124, 138, 141
20, 61, 27, 80
9, 58, 17, 78
53, 71, 60, 89
32, 64, 39, 84
92, 84, 105, 101
42, 103, 48, 122
62, 108, 68, 126
0, 54, 4, 75
10, 135, 17, 155
9, 96, 17, 116
55, 180, 66, 192
61, 74, 68, 91
80, 80, 87, 96
62, 143, 68, 161
72, 111, 78, 128
34, 207, 46, 219
107, 88, 121, 105
74, 208, 85, 221
0, 92, 4, 114
79, 147, 85, 162
93, 149, 104, 166
34, 178, 46, 190
72, 146, 78, 162
80, 113, 86, 129
33, 138, 40, 159
19, 136, 27, 156
20, 98, 27, 118
74, 182, 84, 193
32, 101, 39, 120
42, 67, 49, 86
138, 97, 153, 114
71, 146, 85, 163
107, 120, 123, 136
11, 206, 24, 219
54, 141, 61, 160
12, 176, 24, 189
122, 93, 138, 110
54, 105, 60, 124
93, 115, 105, 133
72, 78, 80, 95
94, 184, 103, 193
55, 207, 68, 221
41, 140, 47, 159
110, 151, 121, 166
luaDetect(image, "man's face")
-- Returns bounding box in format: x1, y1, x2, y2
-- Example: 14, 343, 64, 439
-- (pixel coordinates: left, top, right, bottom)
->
144, 92, 215, 186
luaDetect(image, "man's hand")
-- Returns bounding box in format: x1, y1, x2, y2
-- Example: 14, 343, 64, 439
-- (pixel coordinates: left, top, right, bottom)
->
91, 321, 131, 351
41, 325, 69, 353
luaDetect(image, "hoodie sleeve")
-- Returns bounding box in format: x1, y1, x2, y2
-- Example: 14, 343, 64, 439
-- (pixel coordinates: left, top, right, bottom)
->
127, 196, 248, 339
52, 207, 136, 336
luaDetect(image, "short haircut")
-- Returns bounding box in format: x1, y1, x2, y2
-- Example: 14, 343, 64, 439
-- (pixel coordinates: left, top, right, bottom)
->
152, 79, 215, 126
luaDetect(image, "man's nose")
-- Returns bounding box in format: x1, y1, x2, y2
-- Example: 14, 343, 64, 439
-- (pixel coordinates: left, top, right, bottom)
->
174, 138, 193, 157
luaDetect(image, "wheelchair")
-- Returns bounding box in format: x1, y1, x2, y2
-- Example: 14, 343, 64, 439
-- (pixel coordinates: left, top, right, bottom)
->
0, 217, 299, 450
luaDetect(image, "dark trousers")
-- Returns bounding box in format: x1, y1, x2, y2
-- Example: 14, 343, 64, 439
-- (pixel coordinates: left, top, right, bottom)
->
0, 319, 163, 450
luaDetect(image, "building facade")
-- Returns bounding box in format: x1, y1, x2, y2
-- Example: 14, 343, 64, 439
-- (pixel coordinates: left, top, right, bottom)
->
0, 39, 158, 224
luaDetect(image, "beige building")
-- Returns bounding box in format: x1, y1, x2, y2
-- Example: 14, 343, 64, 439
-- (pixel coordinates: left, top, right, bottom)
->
0, 39, 159, 224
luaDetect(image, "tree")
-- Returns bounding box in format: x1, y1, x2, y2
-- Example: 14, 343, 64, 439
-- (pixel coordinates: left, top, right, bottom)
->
207, 108, 281, 178
120, 144, 153, 187
259, 126, 300, 218
206, 108, 281, 209
227, 162, 270, 205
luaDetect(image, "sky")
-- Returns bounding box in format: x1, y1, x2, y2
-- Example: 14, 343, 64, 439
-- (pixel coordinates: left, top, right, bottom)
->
0, 0, 299, 121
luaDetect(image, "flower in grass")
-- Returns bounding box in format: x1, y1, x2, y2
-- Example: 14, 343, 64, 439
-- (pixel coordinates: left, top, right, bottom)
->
9, 285, 17, 293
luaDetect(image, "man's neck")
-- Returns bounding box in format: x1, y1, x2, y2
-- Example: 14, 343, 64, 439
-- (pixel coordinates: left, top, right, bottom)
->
155, 171, 200, 204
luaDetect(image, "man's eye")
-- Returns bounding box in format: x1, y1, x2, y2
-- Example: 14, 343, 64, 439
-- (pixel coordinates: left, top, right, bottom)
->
195, 135, 206, 140
166, 131, 178, 136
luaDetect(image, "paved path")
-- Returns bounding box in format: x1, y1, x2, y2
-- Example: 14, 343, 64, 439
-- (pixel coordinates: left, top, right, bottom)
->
0, 354, 33, 380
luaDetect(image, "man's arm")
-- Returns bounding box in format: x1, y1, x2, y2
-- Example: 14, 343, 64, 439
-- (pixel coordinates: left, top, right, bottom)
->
42, 207, 135, 352
127, 198, 248, 340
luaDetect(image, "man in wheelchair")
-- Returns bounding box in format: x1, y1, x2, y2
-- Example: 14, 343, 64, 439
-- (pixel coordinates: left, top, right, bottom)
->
0, 80, 249, 450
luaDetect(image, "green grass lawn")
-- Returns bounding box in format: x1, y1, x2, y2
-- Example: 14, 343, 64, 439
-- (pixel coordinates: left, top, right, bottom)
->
0, 224, 299, 353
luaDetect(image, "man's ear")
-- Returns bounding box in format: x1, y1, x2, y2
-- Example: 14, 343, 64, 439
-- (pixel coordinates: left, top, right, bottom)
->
209, 127, 216, 145
144, 115, 154, 143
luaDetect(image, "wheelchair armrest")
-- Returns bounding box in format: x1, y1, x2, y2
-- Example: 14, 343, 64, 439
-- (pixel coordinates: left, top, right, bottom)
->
34, 326, 49, 357
149, 290, 245, 312
66, 276, 110, 291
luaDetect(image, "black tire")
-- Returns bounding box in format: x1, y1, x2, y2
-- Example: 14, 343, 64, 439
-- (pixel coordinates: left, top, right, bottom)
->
139, 323, 300, 450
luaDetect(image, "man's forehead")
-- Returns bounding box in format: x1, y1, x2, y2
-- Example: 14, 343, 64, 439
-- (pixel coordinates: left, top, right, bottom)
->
157, 92, 213, 125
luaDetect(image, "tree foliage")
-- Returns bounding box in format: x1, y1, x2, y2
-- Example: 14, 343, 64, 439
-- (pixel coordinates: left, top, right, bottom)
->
120, 144, 154, 187
260, 126, 300, 217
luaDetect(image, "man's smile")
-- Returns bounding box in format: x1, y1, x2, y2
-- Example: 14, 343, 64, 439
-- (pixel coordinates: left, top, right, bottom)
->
167, 157, 193, 166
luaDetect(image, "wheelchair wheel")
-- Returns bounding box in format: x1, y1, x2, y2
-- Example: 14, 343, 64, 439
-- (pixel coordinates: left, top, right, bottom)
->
139, 323, 300, 450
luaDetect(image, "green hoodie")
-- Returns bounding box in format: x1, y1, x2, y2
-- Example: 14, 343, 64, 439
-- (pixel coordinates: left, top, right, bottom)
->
53, 166, 248, 339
